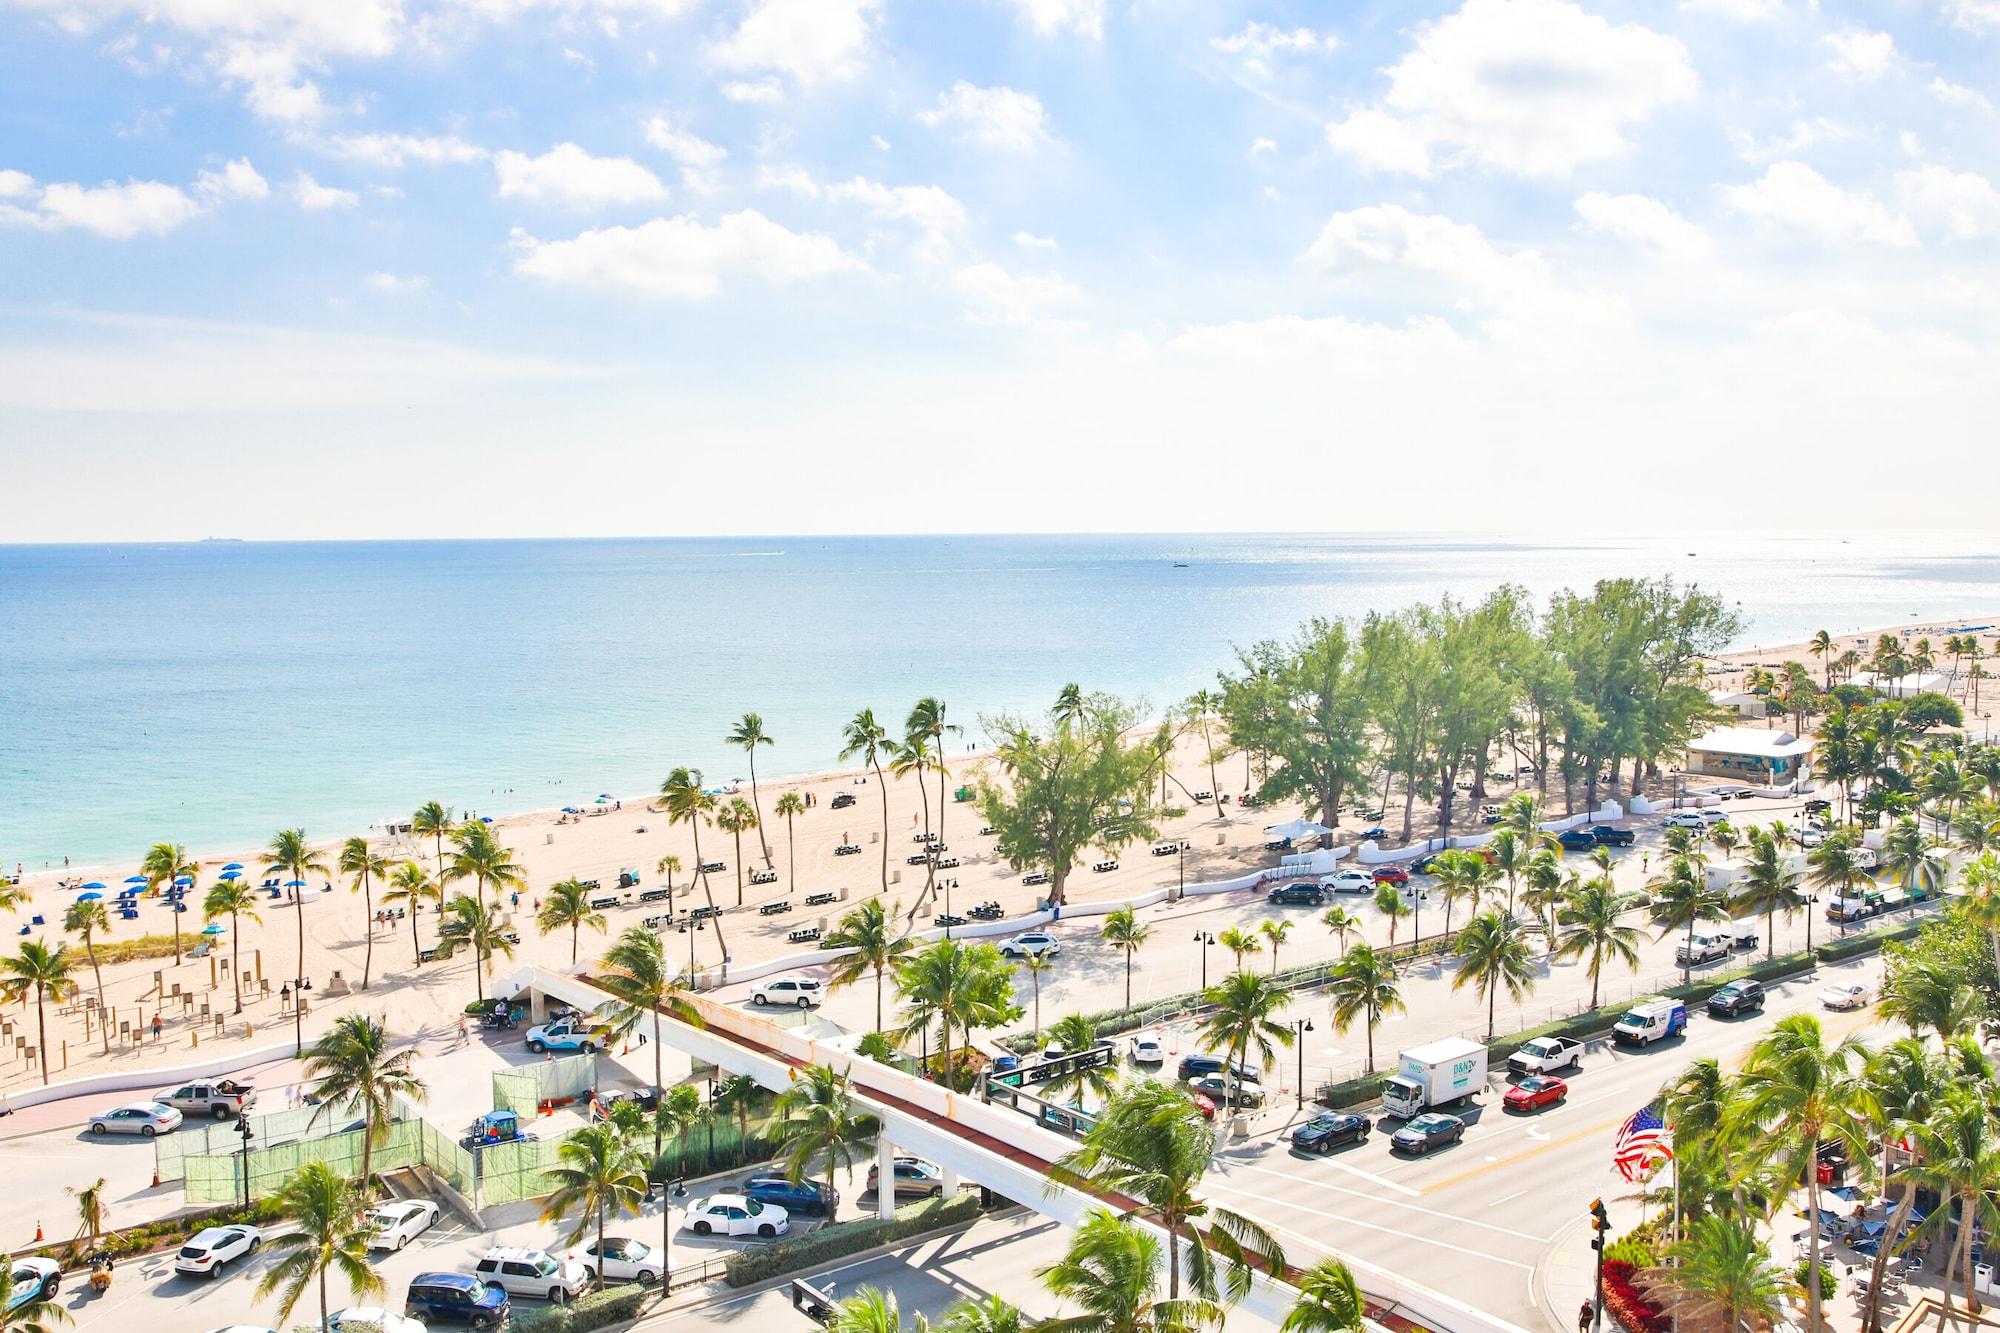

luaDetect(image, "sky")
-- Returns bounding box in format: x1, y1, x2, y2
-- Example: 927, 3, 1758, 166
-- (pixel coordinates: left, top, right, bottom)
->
2, 0, 1998, 541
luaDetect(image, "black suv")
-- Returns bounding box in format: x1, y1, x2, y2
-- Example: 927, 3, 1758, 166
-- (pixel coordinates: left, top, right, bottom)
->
1590, 825, 1636, 847
1177, 1053, 1258, 1083
1291, 1111, 1371, 1154
1266, 883, 1325, 907
1708, 979, 1765, 1017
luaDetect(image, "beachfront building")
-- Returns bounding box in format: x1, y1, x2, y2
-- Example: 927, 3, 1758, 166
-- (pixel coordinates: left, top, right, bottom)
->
1710, 689, 1768, 720
1848, 670, 1952, 699
1685, 725, 1817, 784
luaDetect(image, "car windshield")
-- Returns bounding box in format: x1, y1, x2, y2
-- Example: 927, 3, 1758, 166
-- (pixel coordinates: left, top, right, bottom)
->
744, 1200, 765, 1215
534, 1256, 558, 1276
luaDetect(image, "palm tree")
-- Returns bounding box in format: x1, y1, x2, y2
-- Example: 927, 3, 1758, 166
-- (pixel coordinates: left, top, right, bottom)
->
661, 767, 727, 960
1099, 907, 1149, 1012
337, 837, 389, 990
1326, 944, 1402, 1073
1727, 1014, 1871, 1332
301, 1013, 427, 1189
1198, 969, 1291, 1108
444, 821, 526, 977
909, 696, 960, 888
1320, 905, 1360, 958
1857, 1039, 1948, 1330
1019, 950, 1054, 1037
893, 938, 1017, 1087
712, 1072, 757, 1145
655, 853, 682, 902
1806, 832, 1867, 945
1881, 816, 1946, 907
774, 791, 806, 887
1216, 926, 1260, 972
1647, 859, 1727, 987
888, 731, 938, 909
1809, 629, 1833, 687
65, 1177, 105, 1246
656, 1082, 709, 1174
411, 800, 452, 893
774, 1062, 879, 1222
1707, 823, 1740, 864
1553, 879, 1640, 1010
255, 1161, 379, 1333
1519, 853, 1567, 949
841, 709, 894, 896
1907, 1085, 2000, 1320
542, 1122, 649, 1291
1451, 910, 1535, 1040
937, 1294, 1025, 1333
537, 878, 607, 965
434, 894, 513, 1004
716, 797, 759, 906
1733, 831, 1804, 960
1184, 690, 1227, 820
822, 898, 912, 1031
61, 897, 111, 1037
1373, 881, 1411, 951
203, 877, 263, 1015
1258, 918, 1292, 974
380, 861, 438, 969
0, 942, 74, 1085
140, 841, 198, 964
1430, 849, 1490, 940
830, 1287, 910, 1333
598, 927, 701, 1162
1283, 1259, 1366, 1332
1639, 1214, 1798, 1333
264, 828, 329, 1055
1043, 1013, 1118, 1107
1486, 828, 1533, 916
1959, 850, 2000, 983
1040, 1207, 1221, 1333
1053, 1081, 1283, 1302
726, 713, 777, 867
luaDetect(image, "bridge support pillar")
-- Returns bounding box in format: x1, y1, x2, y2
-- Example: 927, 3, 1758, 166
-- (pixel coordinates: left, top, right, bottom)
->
877, 1135, 898, 1220
941, 1166, 960, 1196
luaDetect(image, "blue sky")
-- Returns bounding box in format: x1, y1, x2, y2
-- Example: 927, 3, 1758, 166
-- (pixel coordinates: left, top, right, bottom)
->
3, 0, 1998, 540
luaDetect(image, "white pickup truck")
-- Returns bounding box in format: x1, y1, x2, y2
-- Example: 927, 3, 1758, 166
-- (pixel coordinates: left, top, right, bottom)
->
156, 1078, 256, 1120
1506, 1037, 1584, 1077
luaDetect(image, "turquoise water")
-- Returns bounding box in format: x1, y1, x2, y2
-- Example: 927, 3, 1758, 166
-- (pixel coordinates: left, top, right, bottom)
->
5, 531, 1998, 867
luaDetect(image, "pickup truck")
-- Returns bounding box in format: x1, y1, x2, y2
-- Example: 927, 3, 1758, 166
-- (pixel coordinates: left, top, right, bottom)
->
156, 1079, 256, 1120
1506, 1037, 1583, 1077
1675, 930, 1732, 965
524, 1017, 612, 1054
1589, 825, 1636, 847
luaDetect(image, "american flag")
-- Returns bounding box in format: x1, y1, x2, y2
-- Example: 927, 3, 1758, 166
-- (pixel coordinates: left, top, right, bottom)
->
1613, 1104, 1673, 1182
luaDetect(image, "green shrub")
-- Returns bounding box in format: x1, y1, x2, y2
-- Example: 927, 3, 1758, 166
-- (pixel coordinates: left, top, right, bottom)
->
1605, 1237, 1656, 1268
571, 1282, 648, 1331
36, 1195, 287, 1266
508, 1305, 573, 1333
1797, 1260, 1837, 1301
722, 1192, 982, 1287
1819, 919, 1923, 963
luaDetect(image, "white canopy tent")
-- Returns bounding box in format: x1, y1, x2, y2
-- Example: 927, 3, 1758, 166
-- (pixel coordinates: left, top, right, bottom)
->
1263, 817, 1336, 842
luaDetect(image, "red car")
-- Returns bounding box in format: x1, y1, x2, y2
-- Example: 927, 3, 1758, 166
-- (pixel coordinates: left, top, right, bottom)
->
1503, 1075, 1567, 1113
1189, 1090, 1217, 1122
1372, 865, 1410, 886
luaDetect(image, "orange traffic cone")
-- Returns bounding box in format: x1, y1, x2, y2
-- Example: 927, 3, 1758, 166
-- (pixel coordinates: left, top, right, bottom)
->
33, 1221, 41, 1243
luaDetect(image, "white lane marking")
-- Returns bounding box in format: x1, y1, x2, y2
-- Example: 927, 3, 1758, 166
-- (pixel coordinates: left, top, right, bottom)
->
1220, 1161, 1551, 1242
1227, 1150, 1422, 1199
1489, 1188, 1529, 1207
1206, 1178, 1535, 1271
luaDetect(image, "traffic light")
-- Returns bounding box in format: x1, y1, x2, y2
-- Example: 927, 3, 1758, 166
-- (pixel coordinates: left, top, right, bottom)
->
1589, 1198, 1610, 1252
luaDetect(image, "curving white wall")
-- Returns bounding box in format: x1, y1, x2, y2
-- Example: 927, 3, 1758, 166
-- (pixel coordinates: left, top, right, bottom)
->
2, 1041, 296, 1111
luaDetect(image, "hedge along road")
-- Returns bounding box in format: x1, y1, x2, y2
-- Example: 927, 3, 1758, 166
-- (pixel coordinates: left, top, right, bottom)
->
1192, 948, 1889, 1333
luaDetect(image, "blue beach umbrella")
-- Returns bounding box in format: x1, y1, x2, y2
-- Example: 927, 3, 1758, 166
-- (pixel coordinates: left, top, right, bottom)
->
222, 863, 243, 870
285, 879, 307, 888
201, 923, 226, 936
76, 891, 102, 901
480, 816, 494, 824
173, 876, 193, 886
82, 881, 105, 890
123, 875, 147, 884
218, 869, 241, 880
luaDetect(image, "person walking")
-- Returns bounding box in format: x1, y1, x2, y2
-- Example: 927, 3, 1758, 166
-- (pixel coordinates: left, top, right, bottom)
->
1578, 1300, 1593, 1333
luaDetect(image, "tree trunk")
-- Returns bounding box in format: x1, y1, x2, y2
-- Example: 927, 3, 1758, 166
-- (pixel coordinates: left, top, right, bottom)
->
231, 910, 245, 1015
733, 827, 745, 907
653, 1005, 664, 1164
410, 907, 422, 968
33, 992, 47, 1085
294, 890, 306, 1056
1805, 1166, 1824, 1333
750, 753, 772, 866
1863, 1171, 1919, 1331
874, 759, 890, 896
361, 872, 374, 990
691, 821, 728, 962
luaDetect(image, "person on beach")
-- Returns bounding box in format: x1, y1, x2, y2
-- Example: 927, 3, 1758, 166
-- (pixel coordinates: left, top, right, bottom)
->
457, 1014, 470, 1047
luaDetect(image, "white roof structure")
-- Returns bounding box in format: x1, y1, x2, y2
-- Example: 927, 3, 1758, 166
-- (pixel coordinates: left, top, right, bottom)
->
1263, 818, 1335, 841
1848, 670, 1951, 699
1688, 726, 1816, 759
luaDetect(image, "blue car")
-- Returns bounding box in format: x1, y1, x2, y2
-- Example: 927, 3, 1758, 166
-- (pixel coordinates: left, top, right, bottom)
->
405, 1272, 510, 1329
741, 1174, 839, 1217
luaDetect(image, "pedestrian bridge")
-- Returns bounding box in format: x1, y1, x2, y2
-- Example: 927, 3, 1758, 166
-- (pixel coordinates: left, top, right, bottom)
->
501, 964, 1530, 1333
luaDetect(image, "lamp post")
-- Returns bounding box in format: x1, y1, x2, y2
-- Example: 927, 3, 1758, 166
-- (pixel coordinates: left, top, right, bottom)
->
1176, 841, 1190, 898
1193, 931, 1214, 991
705, 1070, 718, 1171
1292, 1017, 1314, 1108
235, 1110, 255, 1209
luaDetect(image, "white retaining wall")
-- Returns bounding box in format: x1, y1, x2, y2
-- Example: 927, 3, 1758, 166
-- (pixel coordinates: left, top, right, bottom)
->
2, 1040, 297, 1111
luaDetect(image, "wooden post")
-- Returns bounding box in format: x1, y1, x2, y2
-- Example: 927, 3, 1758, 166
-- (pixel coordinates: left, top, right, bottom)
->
209, 956, 218, 990
254, 949, 263, 982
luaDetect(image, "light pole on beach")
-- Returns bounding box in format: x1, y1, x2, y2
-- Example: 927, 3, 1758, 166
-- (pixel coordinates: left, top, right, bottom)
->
1193, 930, 1214, 991
1176, 841, 1190, 898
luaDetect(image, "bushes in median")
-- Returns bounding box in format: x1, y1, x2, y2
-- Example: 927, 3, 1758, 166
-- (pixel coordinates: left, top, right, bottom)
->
484, 1283, 646, 1333
722, 1192, 983, 1287
1603, 1259, 1669, 1333
33, 1196, 288, 1267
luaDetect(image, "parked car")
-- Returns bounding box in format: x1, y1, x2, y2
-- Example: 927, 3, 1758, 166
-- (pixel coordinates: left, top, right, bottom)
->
1266, 882, 1325, 906
564, 1237, 663, 1284
7, 1260, 57, 1310
830, 792, 857, 809
89, 1101, 183, 1136
1556, 829, 1598, 852
1698, 809, 1729, 826
175, 1224, 263, 1277
402, 1272, 509, 1329
1129, 1033, 1165, 1064
1502, 1076, 1568, 1113
1390, 1112, 1466, 1155
686, 1194, 791, 1238
474, 1247, 589, 1303
1820, 981, 1875, 1010
1409, 853, 1442, 875
1290, 1111, 1371, 1154
867, 1157, 947, 1199
1662, 812, 1708, 830
1176, 1053, 1258, 1083
1799, 827, 1827, 848
751, 977, 824, 1008
1188, 1072, 1264, 1107
1318, 870, 1375, 894
1707, 980, 1765, 1018
1189, 1090, 1217, 1121
336, 1307, 432, 1333
999, 932, 1061, 959
1371, 865, 1410, 885
366, 1200, 441, 1251
1803, 798, 1834, 815
156, 1078, 256, 1120
741, 1175, 838, 1217
1589, 825, 1636, 847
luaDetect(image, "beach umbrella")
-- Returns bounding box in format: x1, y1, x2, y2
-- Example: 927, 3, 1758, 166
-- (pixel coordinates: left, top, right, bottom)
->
285, 879, 307, 888
123, 875, 147, 884
562, 806, 580, 814
81, 881, 106, 890
222, 863, 244, 871
173, 876, 193, 886
76, 891, 102, 901
217, 869, 241, 880
201, 923, 226, 936
480, 816, 494, 824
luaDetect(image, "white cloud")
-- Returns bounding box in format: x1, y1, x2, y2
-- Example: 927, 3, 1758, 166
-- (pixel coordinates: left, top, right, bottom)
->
824, 176, 966, 238
1211, 22, 1336, 58
0, 169, 33, 199
493, 143, 667, 209
917, 81, 1055, 152
720, 78, 783, 103
1008, 0, 1103, 38
1573, 191, 1711, 259
1898, 166, 2000, 240
1013, 231, 1057, 250
1322, 0, 1696, 178
195, 157, 268, 201
1679, 0, 1783, 19
1947, 0, 2000, 32
1250, 137, 1278, 156
708, 0, 878, 87
870, 134, 891, 152
641, 117, 727, 191
290, 172, 357, 210
1822, 28, 1897, 81
1726, 117, 1850, 164
214, 41, 324, 123
513, 209, 858, 298
365, 271, 428, 293
1931, 79, 1996, 115
1725, 162, 1917, 247
757, 165, 820, 196
951, 261, 1079, 326
324, 132, 488, 168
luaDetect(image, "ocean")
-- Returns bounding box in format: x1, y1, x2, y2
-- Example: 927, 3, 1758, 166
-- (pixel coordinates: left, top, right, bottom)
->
5, 531, 1999, 868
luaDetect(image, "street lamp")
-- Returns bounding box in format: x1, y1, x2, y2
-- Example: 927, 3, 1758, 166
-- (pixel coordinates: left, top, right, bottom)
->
235, 1110, 255, 1208
1176, 841, 1191, 898
1292, 1017, 1314, 1108
1193, 931, 1215, 990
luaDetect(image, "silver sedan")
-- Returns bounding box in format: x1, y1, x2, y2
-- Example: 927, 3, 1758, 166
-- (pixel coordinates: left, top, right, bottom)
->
89, 1101, 184, 1137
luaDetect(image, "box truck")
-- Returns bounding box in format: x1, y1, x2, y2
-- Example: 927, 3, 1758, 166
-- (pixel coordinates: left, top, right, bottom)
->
1381, 1038, 1488, 1118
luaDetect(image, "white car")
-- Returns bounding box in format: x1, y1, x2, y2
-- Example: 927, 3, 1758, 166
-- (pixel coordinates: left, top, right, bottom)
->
1820, 982, 1874, 1010
175, 1224, 263, 1277
366, 1200, 441, 1251
1700, 810, 1730, 826
1799, 828, 1827, 848
564, 1237, 662, 1284
8, 1259, 58, 1309
1318, 869, 1374, 894
328, 1309, 426, 1333
751, 977, 824, 1009
999, 932, 1060, 959
1129, 1033, 1165, 1064
474, 1247, 589, 1303
686, 1193, 790, 1238
1662, 812, 1708, 830
89, 1101, 183, 1136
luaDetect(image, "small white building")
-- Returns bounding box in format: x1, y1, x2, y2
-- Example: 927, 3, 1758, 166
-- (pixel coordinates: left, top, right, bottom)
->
1848, 670, 1951, 699
1710, 690, 1768, 720
1686, 726, 1816, 783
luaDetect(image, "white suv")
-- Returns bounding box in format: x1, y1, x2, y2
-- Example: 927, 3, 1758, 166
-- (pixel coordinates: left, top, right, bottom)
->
999, 932, 1060, 959
752, 977, 824, 1008
473, 1247, 589, 1303
1318, 869, 1374, 893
